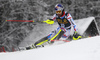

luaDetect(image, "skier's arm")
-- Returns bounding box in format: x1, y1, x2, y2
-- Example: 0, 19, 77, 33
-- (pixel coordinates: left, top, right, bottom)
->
67, 13, 82, 40
67, 13, 78, 32
51, 14, 56, 21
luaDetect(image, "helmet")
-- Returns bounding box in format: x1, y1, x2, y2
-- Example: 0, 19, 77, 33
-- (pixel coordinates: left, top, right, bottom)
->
55, 4, 64, 11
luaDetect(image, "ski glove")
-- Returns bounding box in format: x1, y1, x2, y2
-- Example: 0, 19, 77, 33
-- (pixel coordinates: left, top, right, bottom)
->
73, 31, 82, 40
43, 19, 54, 24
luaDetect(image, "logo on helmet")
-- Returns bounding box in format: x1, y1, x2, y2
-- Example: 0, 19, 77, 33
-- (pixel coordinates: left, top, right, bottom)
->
55, 4, 64, 11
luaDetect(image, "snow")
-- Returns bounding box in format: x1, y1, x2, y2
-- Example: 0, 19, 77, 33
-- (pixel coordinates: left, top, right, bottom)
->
0, 36, 100, 60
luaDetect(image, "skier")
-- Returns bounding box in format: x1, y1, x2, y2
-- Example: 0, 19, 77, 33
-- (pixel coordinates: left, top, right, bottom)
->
26, 4, 82, 50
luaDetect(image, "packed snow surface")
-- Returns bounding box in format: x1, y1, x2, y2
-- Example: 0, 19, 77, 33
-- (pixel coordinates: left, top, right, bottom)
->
0, 36, 100, 60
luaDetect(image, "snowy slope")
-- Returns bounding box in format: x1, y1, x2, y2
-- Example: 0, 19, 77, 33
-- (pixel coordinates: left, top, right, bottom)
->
0, 36, 100, 60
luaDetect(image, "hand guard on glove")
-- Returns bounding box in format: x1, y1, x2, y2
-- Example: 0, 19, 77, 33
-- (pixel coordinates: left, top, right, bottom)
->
73, 31, 82, 40
43, 19, 54, 24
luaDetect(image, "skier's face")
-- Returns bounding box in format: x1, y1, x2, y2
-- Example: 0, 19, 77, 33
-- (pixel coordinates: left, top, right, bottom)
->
56, 10, 62, 17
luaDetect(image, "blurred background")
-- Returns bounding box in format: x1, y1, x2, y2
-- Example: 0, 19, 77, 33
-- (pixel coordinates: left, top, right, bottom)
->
0, 0, 100, 52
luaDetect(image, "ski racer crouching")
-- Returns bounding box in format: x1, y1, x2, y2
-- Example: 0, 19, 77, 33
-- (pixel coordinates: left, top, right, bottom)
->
26, 4, 82, 50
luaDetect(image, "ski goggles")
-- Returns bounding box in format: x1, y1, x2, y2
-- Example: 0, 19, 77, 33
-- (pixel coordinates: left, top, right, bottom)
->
56, 10, 62, 14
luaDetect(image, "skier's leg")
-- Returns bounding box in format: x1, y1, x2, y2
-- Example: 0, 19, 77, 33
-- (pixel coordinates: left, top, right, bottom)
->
30, 27, 61, 47
25, 27, 64, 50
61, 28, 71, 39
26, 27, 63, 50
34, 36, 48, 46
48, 27, 64, 41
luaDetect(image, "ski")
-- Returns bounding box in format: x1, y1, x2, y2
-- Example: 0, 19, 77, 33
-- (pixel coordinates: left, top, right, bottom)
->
18, 45, 44, 51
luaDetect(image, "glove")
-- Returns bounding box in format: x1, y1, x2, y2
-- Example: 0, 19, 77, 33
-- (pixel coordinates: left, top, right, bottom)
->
43, 19, 54, 24
73, 31, 78, 38
73, 31, 82, 40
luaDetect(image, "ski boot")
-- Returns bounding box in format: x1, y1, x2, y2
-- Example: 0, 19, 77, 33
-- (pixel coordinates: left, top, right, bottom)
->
26, 44, 36, 50
26, 44, 44, 50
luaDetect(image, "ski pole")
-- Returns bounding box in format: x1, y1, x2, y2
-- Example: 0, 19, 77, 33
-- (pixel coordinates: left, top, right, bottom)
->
6, 20, 54, 24
6, 20, 34, 22
6, 20, 46, 23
